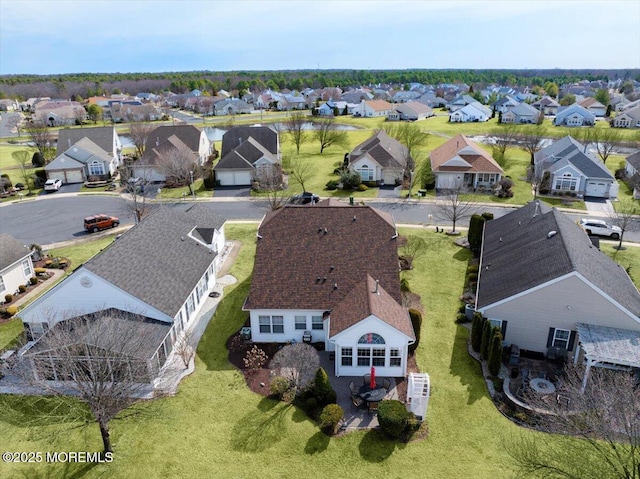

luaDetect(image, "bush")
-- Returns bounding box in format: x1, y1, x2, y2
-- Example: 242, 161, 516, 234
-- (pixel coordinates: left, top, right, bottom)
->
34, 267, 46, 275
466, 272, 478, 283
314, 368, 333, 403
400, 277, 410, 292
318, 404, 343, 435
408, 308, 422, 353
340, 171, 361, 190
325, 180, 339, 190
34, 169, 47, 186
468, 214, 485, 255
471, 313, 483, 352
32, 151, 45, 167
270, 376, 290, 399
29, 276, 38, 285
456, 313, 468, 324
4, 293, 13, 303
467, 264, 479, 274
6, 305, 18, 316
481, 212, 494, 221
305, 397, 319, 417
357, 183, 368, 191
18, 285, 26, 293
377, 400, 419, 441
481, 319, 492, 360
488, 328, 504, 377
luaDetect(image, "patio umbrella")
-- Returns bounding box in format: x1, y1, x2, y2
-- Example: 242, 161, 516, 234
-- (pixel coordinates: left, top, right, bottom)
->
370, 366, 376, 389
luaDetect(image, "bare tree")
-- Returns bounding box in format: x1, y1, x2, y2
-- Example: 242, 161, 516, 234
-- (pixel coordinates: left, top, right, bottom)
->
526, 163, 545, 199
382, 122, 429, 180
74, 106, 87, 126
491, 124, 517, 168
174, 332, 195, 369
17, 310, 168, 455
609, 199, 638, 251
25, 120, 55, 162
520, 124, 548, 165
313, 117, 348, 154
592, 128, 623, 164
156, 143, 199, 195
288, 156, 317, 193
286, 112, 308, 154
5, 113, 23, 136
269, 343, 319, 394
129, 122, 155, 159
120, 160, 152, 224
12, 150, 34, 194
435, 185, 478, 234
576, 128, 595, 154
256, 164, 289, 211
505, 364, 640, 479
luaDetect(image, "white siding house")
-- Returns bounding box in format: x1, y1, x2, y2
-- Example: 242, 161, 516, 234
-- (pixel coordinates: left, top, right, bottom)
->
0, 235, 34, 300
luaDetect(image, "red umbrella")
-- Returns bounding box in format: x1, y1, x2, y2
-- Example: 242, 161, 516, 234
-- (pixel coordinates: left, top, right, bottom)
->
370, 366, 376, 389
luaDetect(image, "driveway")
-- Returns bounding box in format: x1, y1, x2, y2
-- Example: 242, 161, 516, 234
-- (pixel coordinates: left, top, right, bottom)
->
584, 197, 614, 216
214, 186, 251, 198
377, 185, 401, 199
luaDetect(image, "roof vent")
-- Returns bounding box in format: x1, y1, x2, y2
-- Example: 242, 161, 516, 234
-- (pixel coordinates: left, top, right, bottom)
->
353, 215, 357, 222
324, 228, 328, 235
374, 280, 379, 294
547, 231, 557, 239
323, 277, 327, 283
499, 237, 502, 242
330, 266, 335, 272
181, 236, 184, 241
333, 283, 338, 290
316, 277, 321, 283
318, 228, 323, 233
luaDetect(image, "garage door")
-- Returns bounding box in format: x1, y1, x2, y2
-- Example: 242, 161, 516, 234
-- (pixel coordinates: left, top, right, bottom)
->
586, 181, 607, 197
64, 169, 84, 184
217, 171, 252, 186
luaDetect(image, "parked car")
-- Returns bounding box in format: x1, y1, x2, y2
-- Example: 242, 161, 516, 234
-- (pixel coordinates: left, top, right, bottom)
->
290, 192, 320, 205
578, 218, 622, 239
44, 178, 62, 192
84, 214, 120, 233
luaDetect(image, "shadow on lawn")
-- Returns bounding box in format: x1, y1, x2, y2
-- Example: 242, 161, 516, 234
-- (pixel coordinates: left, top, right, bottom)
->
448, 324, 488, 405
230, 402, 291, 453
0, 394, 92, 428
358, 429, 400, 462
16, 461, 99, 479
197, 277, 251, 372
304, 431, 330, 455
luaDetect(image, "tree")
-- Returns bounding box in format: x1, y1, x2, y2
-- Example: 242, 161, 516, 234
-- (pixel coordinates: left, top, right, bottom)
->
285, 112, 308, 154
313, 117, 348, 153
544, 81, 559, 98
174, 332, 195, 369
526, 164, 546, 199
86, 104, 104, 124
120, 161, 151, 224
520, 123, 548, 165
435, 185, 478, 234
467, 214, 486, 255
491, 124, 517, 167
382, 122, 429, 180
25, 120, 54, 162
12, 150, 33, 194
416, 157, 436, 190
270, 343, 319, 395
129, 122, 155, 159
471, 313, 483, 353
255, 163, 288, 211
609, 199, 638, 251
592, 128, 622, 164
156, 143, 199, 195
506, 364, 640, 479
18, 310, 167, 455
560, 94, 576, 106
480, 318, 492, 360
595, 88, 611, 106
487, 328, 503, 376
288, 155, 317, 193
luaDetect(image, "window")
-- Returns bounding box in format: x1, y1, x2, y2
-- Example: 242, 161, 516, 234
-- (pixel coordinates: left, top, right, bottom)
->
88, 161, 105, 176
358, 333, 385, 344
187, 296, 195, 317
356, 165, 373, 181
312, 315, 323, 330
341, 347, 352, 366
390, 348, 401, 367
372, 348, 385, 366
489, 319, 502, 329
357, 348, 371, 367
552, 329, 571, 349
295, 316, 306, 330
554, 173, 577, 191
477, 173, 497, 183
22, 259, 32, 277
0, 276, 5, 293
259, 315, 284, 334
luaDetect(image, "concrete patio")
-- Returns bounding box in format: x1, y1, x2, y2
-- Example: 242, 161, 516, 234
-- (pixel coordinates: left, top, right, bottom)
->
318, 351, 401, 431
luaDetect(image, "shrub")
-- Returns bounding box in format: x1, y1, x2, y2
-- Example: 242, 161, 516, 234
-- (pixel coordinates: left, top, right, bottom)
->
314, 368, 333, 403
456, 313, 468, 324
325, 180, 339, 190
377, 400, 419, 441
34, 169, 47, 186
481, 212, 494, 221
467, 264, 479, 274
319, 404, 343, 435
243, 345, 268, 371
481, 319, 492, 360
6, 305, 18, 316
400, 277, 410, 292
5, 294, 13, 303
340, 171, 361, 190
408, 308, 422, 353
458, 303, 467, 314
32, 151, 45, 167
468, 214, 485, 255
1, 174, 12, 188
467, 272, 478, 283
270, 376, 290, 399
29, 276, 38, 285
305, 397, 319, 417
471, 313, 483, 352
18, 285, 26, 293
325, 389, 337, 405
357, 183, 368, 191
488, 328, 504, 377
34, 267, 46, 275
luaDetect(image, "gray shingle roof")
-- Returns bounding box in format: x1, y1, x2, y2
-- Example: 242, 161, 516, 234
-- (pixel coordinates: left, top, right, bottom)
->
84, 204, 225, 318
535, 136, 614, 180
214, 137, 276, 170
56, 127, 117, 156
626, 151, 640, 171
0, 234, 31, 271
477, 202, 640, 317
148, 125, 204, 154
221, 126, 278, 158
349, 130, 407, 169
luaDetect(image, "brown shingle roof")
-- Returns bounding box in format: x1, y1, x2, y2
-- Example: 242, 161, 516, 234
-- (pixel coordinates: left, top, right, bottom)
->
365, 99, 393, 112
330, 275, 414, 339
430, 134, 503, 174
244, 204, 401, 311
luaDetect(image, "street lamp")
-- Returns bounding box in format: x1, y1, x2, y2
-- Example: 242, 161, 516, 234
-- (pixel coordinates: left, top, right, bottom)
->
189, 170, 195, 201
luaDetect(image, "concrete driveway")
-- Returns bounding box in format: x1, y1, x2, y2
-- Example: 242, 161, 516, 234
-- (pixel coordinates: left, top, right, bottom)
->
214, 186, 251, 198
584, 197, 614, 216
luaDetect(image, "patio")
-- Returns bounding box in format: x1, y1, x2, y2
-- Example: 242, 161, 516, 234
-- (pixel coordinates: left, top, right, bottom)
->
317, 352, 401, 431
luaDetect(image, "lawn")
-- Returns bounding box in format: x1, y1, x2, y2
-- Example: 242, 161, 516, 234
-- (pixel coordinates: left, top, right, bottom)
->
47, 234, 116, 272
1, 223, 600, 479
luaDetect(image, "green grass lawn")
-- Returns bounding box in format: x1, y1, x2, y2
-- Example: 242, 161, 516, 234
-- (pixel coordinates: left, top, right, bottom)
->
2, 223, 617, 478
48, 235, 117, 272
0, 318, 23, 350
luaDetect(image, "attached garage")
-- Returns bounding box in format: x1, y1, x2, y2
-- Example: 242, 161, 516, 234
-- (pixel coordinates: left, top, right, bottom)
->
585, 181, 608, 197
216, 170, 252, 186
47, 169, 84, 184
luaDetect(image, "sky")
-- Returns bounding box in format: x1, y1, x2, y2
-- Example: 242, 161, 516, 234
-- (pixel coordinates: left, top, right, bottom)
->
1, 0, 639, 75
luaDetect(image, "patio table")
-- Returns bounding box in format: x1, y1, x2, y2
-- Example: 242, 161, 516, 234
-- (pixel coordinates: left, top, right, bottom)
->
530, 377, 556, 394
358, 384, 387, 403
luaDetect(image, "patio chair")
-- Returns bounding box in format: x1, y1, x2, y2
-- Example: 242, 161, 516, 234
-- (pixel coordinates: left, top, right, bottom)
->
522, 368, 529, 383
368, 401, 379, 413
351, 395, 364, 409
363, 374, 371, 386
349, 381, 358, 397
382, 378, 391, 392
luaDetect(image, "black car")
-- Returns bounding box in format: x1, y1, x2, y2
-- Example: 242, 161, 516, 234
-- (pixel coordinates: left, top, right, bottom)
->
290, 192, 320, 205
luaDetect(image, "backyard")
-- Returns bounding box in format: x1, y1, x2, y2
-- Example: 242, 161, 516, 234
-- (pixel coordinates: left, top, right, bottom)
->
4, 224, 639, 478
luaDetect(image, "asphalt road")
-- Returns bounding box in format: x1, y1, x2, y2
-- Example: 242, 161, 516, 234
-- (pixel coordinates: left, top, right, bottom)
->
1, 195, 639, 247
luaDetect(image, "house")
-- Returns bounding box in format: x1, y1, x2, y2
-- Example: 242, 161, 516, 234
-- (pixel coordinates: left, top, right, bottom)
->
391, 91, 421, 103
578, 97, 607, 117
612, 105, 640, 128
475, 202, 640, 373
135, 135, 200, 183
447, 94, 476, 111
387, 101, 434, 121
214, 125, 280, 186
317, 100, 355, 116
243, 201, 415, 378
347, 130, 407, 185
352, 99, 393, 118
35, 100, 86, 126
553, 103, 596, 127
17, 204, 226, 377
501, 102, 541, 124
0, 234, 34, 300
430, 134, 503, 190
492, 95, 520, 114
56, 126, 122, 161
146, 125, 211, 164
213, 99, 252, 116
110, 103, 161, 122
46, 137, 119, 184
341, 90, 373, 104
0, 99, 19, 111
532, 96, 560, 115
625, 151, 640, 200
534, 136, 617, 198
448, 102, 492, 123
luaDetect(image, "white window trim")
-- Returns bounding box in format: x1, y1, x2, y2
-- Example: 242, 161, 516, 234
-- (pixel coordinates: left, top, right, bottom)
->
552, 328, 571, 349
258, 315, 284, 334
294, 315, 306, 330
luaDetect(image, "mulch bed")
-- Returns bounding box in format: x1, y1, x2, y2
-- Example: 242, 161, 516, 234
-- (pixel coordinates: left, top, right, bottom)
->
226, 333, 280, 396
